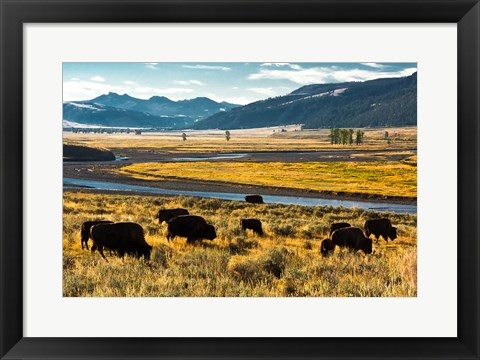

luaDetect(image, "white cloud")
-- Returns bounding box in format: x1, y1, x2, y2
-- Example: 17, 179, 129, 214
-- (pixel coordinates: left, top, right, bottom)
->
248, 87, 277, 96
70, 78, 80, 81
361, 62, 387, 68
64, 76, 198, 101
173, 80, 205, 86
248, 66, 417, 85
145, 62, 159, 70
182, 65, 231, 71
261, 63, 302, 70
90, 76, 106, 82
134, 87, 194, 98
63, 80, 128, 101
232, 86, 239, 90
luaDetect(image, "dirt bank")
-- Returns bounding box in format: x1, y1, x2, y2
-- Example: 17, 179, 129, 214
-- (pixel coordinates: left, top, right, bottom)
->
63, 161, 416, 205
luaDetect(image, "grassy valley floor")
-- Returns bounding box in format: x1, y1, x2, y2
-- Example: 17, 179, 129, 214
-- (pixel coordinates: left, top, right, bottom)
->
63, 192, 417, 297
119, 160, 417, 199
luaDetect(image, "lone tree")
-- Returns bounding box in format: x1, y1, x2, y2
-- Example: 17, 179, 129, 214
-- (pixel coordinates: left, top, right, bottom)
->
225, 130, 231, 141
181, 132, 187, 141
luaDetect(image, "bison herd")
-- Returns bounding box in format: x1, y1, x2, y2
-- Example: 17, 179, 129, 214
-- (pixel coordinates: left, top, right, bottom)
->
321, 218, 397, 256
81, 195, 398, 261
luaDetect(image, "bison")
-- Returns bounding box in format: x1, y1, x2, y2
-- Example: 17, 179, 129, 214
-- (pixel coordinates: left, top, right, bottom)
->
155, 208, 189, 223
241, 218, 264, 236
80, 220, 113, 250
90, 222, 152, 260
167, 215, 216, 244
331, 227, 373, 254
364, 218, 397, 243
245, 195, 264, 204
320, 238, 336, 256
329, 222, 351, 237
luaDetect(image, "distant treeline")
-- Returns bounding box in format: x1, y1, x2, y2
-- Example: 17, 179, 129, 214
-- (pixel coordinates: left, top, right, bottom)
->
65, 128, 173, 134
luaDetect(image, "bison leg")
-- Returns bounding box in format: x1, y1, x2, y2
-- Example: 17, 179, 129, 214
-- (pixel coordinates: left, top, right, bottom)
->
186, 237, 197, 244
91, 243, 97, 252
97, 246, 107, 261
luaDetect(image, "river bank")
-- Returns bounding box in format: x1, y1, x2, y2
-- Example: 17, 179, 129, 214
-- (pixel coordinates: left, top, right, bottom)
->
64, 161, 416, 206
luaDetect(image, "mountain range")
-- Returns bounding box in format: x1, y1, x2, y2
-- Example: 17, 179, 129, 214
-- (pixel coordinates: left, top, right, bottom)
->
193, 72, 417, 130
63, 73, 416, 130
63, 94, 239, 129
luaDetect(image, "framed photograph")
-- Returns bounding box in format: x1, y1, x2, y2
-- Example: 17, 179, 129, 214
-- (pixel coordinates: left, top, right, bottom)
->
1, 0, 479, 359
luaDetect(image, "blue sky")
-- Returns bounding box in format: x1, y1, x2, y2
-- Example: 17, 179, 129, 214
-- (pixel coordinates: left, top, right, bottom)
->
63, 62, 417, 105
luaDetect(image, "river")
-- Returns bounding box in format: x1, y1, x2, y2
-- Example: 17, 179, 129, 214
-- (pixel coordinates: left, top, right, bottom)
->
63, 178, 417, 214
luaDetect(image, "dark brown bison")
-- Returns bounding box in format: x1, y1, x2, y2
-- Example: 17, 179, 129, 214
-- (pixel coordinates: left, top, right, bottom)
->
241, 218, 264, 236
155, 208, 189, 223
90, 222, 152, 260
320, 238, 335, 256
331, 227, 373, 254
329, 222, 351, 237
245, 195, 264, 204
364, 218, 397, 243
80, 220, 113, 250
167, 215, 216, 244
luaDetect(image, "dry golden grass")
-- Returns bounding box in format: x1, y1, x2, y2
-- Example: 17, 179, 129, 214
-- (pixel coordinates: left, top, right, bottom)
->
63, 191, 417, 297
119, 161, 417, 199
63, 126, 416, 153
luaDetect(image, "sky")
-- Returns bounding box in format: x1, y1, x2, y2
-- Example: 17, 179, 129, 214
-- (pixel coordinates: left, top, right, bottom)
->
63, 62, 417, 105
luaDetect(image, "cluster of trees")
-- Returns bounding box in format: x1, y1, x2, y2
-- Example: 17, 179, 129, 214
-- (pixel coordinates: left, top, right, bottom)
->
330, 128, 365, 145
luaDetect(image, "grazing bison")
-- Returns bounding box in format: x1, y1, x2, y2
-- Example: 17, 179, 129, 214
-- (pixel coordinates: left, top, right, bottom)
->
80, 220, 113, 250
329, 222, 351, 237
364, 218, 397, 243
241, 218, 264, 236
90, 222, 152, 260
320, 238, 336, 256
167, 215, 216, 244
155, 208, 189, 223
331, 227, 373, 254
245, 195, 264, 204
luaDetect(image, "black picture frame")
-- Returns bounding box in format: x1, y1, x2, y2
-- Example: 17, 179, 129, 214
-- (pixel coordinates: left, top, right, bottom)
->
1, 1, 479, 359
